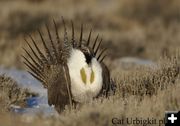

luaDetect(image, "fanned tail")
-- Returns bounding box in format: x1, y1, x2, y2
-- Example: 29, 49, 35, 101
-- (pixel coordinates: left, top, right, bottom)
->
22, 20, 71, 88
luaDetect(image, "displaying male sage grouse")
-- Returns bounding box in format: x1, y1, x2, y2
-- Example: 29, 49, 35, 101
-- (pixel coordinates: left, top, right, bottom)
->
22, 19, 116, 113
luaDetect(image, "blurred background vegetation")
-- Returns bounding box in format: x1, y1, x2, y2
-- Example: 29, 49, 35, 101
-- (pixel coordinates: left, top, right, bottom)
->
0, 0, 180, 68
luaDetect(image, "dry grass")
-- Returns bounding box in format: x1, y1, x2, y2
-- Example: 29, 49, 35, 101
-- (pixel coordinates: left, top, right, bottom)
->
0, 0, 180, 125
116, 55, 180, 97
0, 75, 37, 112
0, 55, 179, 126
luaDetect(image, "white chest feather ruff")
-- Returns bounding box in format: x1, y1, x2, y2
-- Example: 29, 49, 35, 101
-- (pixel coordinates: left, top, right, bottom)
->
67, 49, 103, 103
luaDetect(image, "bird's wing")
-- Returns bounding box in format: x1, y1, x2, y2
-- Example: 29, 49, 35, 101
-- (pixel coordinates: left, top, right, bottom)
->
46, 64, 72, 113
100, 62, 110, 97
99, 62, 116, 97
22, 20, 72, 112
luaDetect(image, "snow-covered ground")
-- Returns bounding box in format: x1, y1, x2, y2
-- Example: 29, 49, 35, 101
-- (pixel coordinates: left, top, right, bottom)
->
0, 67, 57, 116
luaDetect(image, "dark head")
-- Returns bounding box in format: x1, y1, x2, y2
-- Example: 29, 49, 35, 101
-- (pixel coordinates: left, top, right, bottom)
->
79, 45, 95, 64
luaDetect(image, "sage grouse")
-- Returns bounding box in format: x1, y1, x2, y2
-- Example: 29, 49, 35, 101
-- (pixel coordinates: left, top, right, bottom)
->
22, 19, 115, 113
